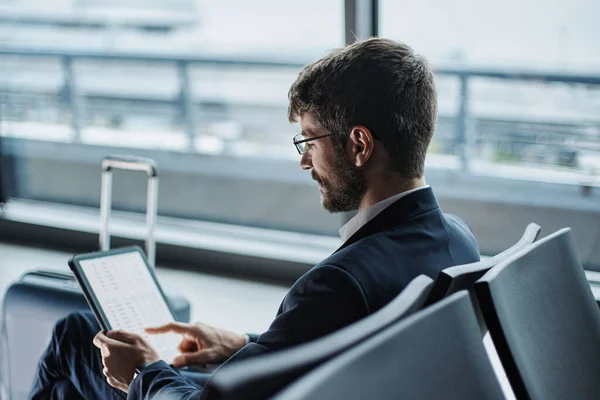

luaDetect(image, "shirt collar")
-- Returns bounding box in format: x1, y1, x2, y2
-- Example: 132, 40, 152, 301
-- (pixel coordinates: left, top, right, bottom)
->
339, 185, 430, 243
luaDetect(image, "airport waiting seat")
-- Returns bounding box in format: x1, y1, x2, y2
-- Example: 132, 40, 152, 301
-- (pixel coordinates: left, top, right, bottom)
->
475, 228, 600, 400
424, 222, 540, 332
271, 291, 504, 400
200, 275, 434, 400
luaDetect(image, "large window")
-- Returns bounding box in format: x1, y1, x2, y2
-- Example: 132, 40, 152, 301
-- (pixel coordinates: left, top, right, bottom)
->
2, 0, 599, 268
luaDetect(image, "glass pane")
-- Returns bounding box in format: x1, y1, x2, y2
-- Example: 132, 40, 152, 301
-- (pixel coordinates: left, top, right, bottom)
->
0, 0, 345, 235
380, 0, 599, 68
380, 0, 600, 186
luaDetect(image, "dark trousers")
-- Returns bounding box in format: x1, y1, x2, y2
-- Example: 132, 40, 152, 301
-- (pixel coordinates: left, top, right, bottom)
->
29, 311, 208, 400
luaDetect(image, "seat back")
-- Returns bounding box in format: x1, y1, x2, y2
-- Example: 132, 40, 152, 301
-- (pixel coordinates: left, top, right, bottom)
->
201, 275, 434, 400
475, 228, 600, 400
425, 223, 540, 333
427, 222, 541, 305
272, 291, 504, 400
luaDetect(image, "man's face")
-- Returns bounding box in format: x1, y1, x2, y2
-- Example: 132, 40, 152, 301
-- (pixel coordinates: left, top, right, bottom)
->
299, 113, 365, 213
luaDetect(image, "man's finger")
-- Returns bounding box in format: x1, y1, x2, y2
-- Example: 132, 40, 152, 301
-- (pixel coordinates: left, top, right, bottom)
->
106, 329, 141, 344
100, 346, 110, 358
106, 376, 120, 389
93, 332, 103, 348
93, 332, 122, 349
172, 350, 212, 368
145, 322, 192, 335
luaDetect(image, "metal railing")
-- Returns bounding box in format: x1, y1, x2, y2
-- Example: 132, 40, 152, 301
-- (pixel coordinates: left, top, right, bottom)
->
1, 46, 600, 178
0, 47, 309, 147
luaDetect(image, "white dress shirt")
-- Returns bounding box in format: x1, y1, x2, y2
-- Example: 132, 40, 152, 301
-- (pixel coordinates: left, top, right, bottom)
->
339, 185, 430, 243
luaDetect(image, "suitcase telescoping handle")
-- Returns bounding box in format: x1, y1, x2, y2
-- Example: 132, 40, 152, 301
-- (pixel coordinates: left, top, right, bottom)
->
100, 155, 159, 268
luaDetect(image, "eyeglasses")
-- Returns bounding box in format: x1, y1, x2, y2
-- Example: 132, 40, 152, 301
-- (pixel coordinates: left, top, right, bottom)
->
293, 133, 333, 155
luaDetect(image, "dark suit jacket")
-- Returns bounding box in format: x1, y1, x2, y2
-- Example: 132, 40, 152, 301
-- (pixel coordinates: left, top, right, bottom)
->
128, 187, 480, 399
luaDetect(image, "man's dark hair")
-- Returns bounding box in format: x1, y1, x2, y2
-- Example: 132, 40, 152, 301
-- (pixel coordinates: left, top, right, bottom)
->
288, 38, 437, 179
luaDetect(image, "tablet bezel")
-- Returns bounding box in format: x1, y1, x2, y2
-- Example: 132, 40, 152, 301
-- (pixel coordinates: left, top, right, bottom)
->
68, 245, 176, 332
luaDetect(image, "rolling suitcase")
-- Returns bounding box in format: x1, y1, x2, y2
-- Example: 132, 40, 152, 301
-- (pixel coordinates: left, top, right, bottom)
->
0, 155, 191, 400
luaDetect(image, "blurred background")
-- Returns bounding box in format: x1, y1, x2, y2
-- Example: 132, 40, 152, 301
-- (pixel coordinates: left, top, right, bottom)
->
1, 0, 599, 278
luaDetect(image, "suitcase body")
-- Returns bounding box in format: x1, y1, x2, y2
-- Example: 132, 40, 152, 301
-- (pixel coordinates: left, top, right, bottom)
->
0, 156, 191, 400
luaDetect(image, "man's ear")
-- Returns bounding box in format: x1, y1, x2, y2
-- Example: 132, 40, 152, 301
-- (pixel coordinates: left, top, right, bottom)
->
347, 126, 374, 167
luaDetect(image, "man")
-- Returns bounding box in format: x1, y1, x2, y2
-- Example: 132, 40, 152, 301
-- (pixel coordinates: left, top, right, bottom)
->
30, 38, 479, 400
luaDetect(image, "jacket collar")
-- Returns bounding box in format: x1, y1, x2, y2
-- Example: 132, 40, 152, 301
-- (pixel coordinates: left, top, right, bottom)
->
334, 187, 439, 254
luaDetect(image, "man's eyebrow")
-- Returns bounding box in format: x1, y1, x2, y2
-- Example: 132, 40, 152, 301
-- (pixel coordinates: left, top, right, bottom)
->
301, 129, 315, 138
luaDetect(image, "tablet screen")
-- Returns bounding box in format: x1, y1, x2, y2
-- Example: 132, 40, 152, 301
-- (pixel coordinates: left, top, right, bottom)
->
78, 251, 181, 364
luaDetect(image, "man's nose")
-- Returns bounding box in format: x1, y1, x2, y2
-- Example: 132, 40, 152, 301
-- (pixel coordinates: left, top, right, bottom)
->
300, 151, 313, 170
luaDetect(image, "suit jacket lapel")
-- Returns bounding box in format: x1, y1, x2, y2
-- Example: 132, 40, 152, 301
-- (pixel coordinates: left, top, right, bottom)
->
334, 187, 439, 254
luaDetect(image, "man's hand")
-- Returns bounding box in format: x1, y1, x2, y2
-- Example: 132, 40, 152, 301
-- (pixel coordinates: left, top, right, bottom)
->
146, 322, 246, 368
93, 330, 160, 393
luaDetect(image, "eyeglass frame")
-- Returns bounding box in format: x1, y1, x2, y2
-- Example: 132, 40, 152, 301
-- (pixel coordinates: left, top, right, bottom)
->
293, 133, 333, 155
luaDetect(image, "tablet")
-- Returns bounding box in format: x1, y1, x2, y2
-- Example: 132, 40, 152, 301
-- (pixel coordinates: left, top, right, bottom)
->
69, 246, 181, 365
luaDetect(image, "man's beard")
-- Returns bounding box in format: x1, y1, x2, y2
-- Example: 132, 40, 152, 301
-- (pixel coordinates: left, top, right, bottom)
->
313, 152, 365, 213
